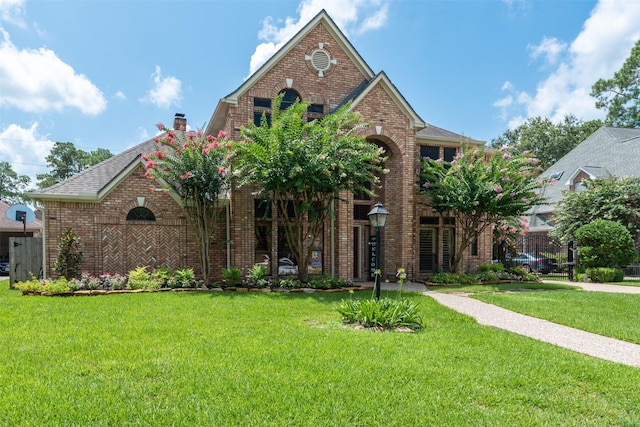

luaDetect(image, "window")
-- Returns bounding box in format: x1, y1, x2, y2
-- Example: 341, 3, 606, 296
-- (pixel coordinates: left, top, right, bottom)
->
420, 145, 440, 161
443, 147, 456, 162
126, 207, 155, 221
279, 89, 300, 110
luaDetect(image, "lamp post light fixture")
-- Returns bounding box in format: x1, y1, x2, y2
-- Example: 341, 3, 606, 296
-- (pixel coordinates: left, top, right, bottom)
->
367, 202, 389, 300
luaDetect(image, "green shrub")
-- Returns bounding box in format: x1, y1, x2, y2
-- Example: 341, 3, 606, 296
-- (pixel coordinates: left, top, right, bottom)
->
247, 264, 268, 288
585, 267, 624, 283
173, 268, 196, 288
221, 267, 243, 286
575, 219, 636, 268
336, 297, 422, 330
430, 272, 479, 285
41, 277, 71, 294
52, 227, 84, 280
151, 267, 172, 288
477, 263, 505, 273
127, 266, 153, 290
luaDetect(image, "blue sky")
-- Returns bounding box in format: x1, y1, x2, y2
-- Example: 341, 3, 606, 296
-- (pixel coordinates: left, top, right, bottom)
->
1, 0, 639, 188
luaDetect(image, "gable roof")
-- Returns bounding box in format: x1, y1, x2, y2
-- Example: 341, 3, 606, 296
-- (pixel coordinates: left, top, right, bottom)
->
205, 9, 426, 135
531, 126, 640, 215
416, 123, 485, 145
28, 138, 157, 202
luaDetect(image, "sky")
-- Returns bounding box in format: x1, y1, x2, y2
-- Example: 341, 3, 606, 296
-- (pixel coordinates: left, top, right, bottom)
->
1, 0, 639, 188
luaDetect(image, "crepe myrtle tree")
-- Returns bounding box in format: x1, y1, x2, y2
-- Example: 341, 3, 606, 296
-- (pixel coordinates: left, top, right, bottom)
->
233, 95, 385, 282
144, 125, 233, 286
420, 146, 545, 272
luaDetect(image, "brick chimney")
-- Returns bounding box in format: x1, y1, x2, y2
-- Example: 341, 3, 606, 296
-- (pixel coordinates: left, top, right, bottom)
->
173, 113, 186, 131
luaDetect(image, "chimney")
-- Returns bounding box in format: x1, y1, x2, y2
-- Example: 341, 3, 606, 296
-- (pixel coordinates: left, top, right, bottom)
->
173, 113, 186, 131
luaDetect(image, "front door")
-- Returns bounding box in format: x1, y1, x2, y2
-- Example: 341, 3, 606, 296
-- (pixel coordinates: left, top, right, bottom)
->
419, 228, 437, 274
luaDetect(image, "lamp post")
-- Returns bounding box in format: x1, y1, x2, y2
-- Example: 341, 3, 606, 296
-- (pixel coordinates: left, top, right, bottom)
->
367, 202, 389, 300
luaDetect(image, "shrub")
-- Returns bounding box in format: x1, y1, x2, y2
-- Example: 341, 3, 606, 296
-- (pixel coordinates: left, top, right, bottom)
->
151, 267, 172, 288
221, 267, 243, 286
127, 266, 153, 290
246, 264, 268, 288
477, 263, 505, 273
52, 227, 84, 280
585, 267, 624, 283
172, 268, 196, 288
99, 273, 127, 290
336, 297, 422, 330
575, 219, 636, 268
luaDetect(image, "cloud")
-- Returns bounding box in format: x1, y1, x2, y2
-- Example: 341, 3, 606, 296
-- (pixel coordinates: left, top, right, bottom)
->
114, 91, 126, 100
497, 0, 640, 128
0, 0, 25, 27
248, 0, 389, 76
140, 65, 182, 109
0, 122, 53, 186
528, 37, 567, 66
0, 29, 107, 115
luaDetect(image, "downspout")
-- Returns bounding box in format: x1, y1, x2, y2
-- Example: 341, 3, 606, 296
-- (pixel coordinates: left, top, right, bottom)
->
226, 203, 231, 269
39, 203, 47, 279
331, 198, 335, 277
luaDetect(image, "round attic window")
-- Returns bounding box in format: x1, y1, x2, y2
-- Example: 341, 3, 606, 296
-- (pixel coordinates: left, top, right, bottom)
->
311, 49, 331, 72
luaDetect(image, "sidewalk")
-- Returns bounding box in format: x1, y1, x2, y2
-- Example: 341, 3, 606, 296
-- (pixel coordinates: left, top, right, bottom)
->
380, 280, 640, 367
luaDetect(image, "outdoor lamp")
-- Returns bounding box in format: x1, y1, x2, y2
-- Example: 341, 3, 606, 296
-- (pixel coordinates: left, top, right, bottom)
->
368, 202, 389, 300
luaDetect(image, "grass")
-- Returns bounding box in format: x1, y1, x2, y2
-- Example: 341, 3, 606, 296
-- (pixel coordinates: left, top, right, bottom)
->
472, 289, 640, 344
425, 281, 578, 294
2, 278, 640, 425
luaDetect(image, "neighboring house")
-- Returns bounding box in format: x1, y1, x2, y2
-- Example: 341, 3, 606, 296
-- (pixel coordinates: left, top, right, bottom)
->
0, 200, 42, 272
29, 10, 490, 282
527, 126, 640, 236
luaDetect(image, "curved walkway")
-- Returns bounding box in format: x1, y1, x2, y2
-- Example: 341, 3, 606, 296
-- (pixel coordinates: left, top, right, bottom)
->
381, 281, 640, 367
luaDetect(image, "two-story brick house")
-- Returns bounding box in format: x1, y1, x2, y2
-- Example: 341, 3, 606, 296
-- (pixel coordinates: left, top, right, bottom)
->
30, 10, 490, 282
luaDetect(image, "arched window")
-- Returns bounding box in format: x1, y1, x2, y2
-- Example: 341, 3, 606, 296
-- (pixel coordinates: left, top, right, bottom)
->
126, 207, 156, 221
278, 88, 300, 110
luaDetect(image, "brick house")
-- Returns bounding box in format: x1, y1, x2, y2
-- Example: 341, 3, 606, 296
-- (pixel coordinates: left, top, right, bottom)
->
29, 10, 490, 282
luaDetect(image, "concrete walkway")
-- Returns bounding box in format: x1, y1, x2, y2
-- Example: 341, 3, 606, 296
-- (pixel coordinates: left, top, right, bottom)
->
380, 281, 640, 367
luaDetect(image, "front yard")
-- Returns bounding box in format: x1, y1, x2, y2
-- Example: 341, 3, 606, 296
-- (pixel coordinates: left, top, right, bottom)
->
1, 278, 639, 425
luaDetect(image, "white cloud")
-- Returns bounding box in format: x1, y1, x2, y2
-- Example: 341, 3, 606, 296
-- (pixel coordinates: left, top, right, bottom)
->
498, 0, 640, 128
528, 37, 567, 66
114, 91, 126, 100
140, 65, 182, 109
248, 0, 389, 76
0, 122, 53, 186
0, 0, 25, 27
0, 29, 107, 115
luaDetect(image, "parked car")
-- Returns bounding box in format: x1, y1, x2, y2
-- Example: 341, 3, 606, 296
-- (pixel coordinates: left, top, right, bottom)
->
278, 257, 298, 275
508, 252, 558, 274
0, 253, 9, 275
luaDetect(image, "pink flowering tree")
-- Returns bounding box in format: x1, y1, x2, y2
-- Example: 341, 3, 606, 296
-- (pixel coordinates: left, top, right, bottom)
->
419, 145, 545, 272
144, 124, 233, 285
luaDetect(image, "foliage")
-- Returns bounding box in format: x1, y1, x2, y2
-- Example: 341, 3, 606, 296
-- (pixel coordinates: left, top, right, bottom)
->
585, 267, 625, 283
37, 142, 113, 188
419, 145, 545, 272
477, 262, 505, 273
234, 95, 384, 281
490, 115, 602, 170
127, 266, 153, 290
150, 267, 172, 288
591, 39, 640, 128
550, 176, 640, 245
246, 264, 268, 288
0, 161, 31, 204
52, 227, 83, 280
306, 275, 351, 290
170, 268, 196, 288
221, 267, 243, 286
428, 266, 537, 285
574, 219, 636, 268
144, 125, 233, 286
336, 296, 422, 329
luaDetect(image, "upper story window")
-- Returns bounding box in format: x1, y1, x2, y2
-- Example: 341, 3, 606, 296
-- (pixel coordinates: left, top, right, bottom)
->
253, 90, 324, 126
126, 207, 155, 221
279, 89, 300, 110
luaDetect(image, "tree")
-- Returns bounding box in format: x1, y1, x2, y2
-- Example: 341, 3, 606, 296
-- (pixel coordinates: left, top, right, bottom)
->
591, 40, 640, 128
233, 96, 384, 282
550, 176, 640, 246
37, 142, 113, 188
0, 161, 31, 204
574, 219, 636, 268
144, 125, 233, 286
491, 115, 602, 170
420, 146, 545, 272
53, 227, 84, 279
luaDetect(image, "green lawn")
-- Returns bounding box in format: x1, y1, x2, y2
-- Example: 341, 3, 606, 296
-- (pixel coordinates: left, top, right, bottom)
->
1, 279, 640, 425
472, 289, 640, 344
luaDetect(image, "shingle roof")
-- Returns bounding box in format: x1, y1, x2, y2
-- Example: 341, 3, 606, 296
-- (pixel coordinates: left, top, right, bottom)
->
29, 137, 158, 201
532, 126, 640, 214
416, 123, 484, 145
